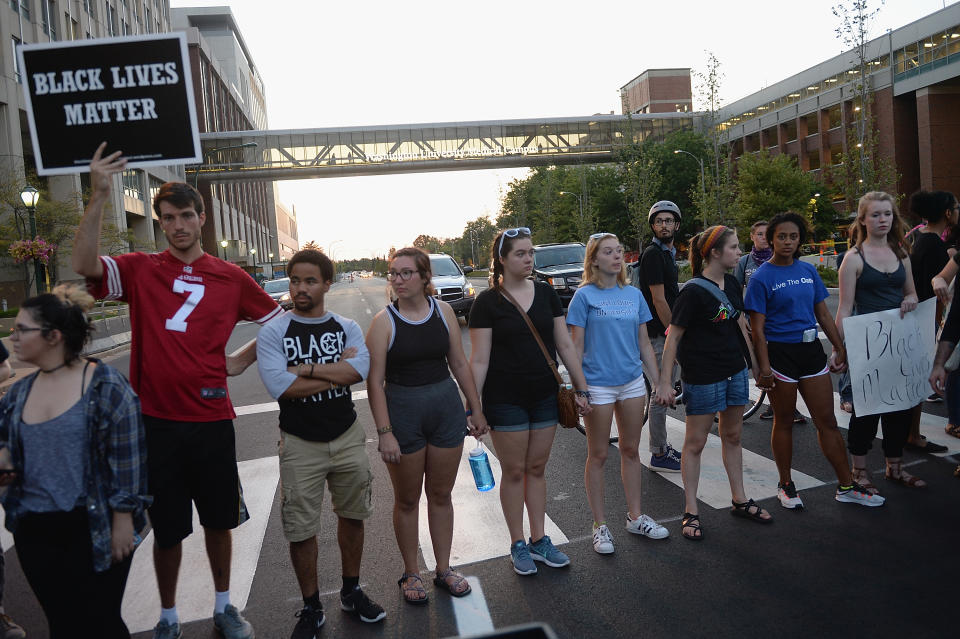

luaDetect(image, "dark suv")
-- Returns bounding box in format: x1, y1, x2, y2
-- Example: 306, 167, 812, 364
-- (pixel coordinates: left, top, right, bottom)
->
428, 254, 476, 320
532, 242, 585, 307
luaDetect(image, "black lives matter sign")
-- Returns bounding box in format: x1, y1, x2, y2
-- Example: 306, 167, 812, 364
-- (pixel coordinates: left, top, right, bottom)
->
18, 33, 201, 175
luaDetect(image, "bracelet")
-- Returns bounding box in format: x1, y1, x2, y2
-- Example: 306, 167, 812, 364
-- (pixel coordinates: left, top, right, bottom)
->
759, 372, 774, 379
575, 390, 591, 398
377, 426, 393, 435
465, 409, 473, 417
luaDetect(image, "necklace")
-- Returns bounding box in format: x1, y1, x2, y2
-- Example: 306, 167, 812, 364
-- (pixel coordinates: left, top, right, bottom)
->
39, 362, 68, 374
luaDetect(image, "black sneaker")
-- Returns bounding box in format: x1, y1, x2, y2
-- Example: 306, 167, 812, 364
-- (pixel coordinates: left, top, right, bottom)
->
291, 603, 324, 639
760, 406, 774, 420
926, 393, 943, 403
340, 586, 386, 623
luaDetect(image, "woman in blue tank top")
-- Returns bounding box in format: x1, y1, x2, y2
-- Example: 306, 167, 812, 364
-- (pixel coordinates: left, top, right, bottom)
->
366, 247, 488, 605
835, 191, 925, 494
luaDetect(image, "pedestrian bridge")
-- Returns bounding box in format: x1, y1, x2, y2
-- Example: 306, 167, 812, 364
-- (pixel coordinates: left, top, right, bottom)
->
187, 113, 699, 182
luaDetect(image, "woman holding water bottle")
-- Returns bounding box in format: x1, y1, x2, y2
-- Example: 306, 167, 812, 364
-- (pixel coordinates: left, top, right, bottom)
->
469, 227, 590, 576
0, 285, 150, 638
366, 247, 488, 605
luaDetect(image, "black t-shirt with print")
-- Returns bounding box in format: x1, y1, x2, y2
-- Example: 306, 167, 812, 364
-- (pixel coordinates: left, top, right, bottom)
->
468, 281, 563, 406
639, 242, 679, 338
671, 274, 748, 385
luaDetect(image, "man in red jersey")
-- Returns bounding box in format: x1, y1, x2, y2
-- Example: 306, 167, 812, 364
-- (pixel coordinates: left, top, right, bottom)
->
73, 143, 281, 639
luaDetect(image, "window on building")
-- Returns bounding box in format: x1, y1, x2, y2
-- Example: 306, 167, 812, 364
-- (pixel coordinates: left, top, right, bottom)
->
42, 1, 57, 40
122, 169, 142, 201
783, 120, 798, 142
145, 7, 151, 32
11, 37, 21, 83
807, 149, 821, 171
805, 113, 819, 135
149, 177, 163, 212
762, 126, 778, 149
827, 105, 842, 129
950, 29, 960, 55
106, 3, 117, 36
829, 143, 843, 166
69, 17, 80, 40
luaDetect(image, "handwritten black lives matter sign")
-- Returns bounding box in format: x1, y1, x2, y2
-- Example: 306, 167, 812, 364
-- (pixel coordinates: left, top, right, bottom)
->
18, 33, 201, 175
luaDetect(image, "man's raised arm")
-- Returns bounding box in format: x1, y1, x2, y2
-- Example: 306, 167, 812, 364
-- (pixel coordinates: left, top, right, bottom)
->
73, 142, 127, 279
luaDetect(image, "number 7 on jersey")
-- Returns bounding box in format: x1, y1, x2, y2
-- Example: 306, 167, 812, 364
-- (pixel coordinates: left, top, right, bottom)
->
165, 279, 206, 332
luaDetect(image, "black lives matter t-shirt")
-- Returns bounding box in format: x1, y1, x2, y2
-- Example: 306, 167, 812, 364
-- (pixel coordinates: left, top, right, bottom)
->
671, 274, 748, 385
468, 282, 563, 406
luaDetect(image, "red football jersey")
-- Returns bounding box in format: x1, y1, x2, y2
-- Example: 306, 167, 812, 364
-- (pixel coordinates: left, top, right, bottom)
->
88, 251, 281, 421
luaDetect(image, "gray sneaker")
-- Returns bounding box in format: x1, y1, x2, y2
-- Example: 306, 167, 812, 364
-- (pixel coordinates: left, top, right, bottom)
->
509, 539, 537, 575
153, 619, 183, 639
214, 604, 255, 639
527, 535, 570, 568
0, 613, 25, 639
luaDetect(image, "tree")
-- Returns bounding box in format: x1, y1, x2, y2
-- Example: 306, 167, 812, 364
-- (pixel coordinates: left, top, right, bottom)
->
829, 0, 898, 211
302, 240, 320, 251
732, 150, 820, 230
615, 137, 663, 253
694, 51, 735, 223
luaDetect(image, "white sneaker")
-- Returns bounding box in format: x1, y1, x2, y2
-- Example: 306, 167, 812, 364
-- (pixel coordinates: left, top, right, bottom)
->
625, 513, 669, 539
592, 524, 615, 554
835, 483, 885, 507
777, 481, 804, 510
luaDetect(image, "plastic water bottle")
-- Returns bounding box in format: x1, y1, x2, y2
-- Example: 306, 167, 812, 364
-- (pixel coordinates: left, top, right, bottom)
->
468, 442, 495, 492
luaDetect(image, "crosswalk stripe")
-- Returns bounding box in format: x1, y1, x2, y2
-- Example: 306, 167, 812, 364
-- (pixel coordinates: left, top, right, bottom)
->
121, 456, 280, 633
233, 390, 368, 417
420, 441, 569, 572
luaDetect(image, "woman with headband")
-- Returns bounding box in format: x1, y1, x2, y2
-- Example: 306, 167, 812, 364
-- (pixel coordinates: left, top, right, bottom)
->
469, 227, 590, 575
656, 225, 772, 540
744, 212, 884, 511
0, 285, 150, 638
567, 232, 667, 554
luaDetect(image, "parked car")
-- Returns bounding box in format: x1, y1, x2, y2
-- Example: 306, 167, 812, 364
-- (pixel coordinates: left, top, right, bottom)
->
428, 253, 475, 320
263, 277, 293, 309
532, 242, 585, 307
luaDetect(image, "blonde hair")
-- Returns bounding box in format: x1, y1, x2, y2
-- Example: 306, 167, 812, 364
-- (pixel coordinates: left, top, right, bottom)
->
850, 191, 910, 259
581, 233, 626, 288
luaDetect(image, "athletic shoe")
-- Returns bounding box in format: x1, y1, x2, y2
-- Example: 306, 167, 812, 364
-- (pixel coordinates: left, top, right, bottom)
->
625, 513, 669, 539
509, 539, 538, 575
0, 614, 26, 639
835, 483, 886, 507
153, 619, 183, 639
650, 445, 681, 472
213, 604, 255, 639
777, 481, 804, 510
592, 524, 615, 554
528, 535, 570, 568
759, 406, 774, 420
291, 603, 325, 639
340, 586, 386, 623
926, 392, 943, 403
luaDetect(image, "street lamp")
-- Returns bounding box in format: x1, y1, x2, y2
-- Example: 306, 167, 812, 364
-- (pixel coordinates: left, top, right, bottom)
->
20, 185, 44, 294
559, 191, 585, 231
220, 239, 228, 260
674, 149, 707, 226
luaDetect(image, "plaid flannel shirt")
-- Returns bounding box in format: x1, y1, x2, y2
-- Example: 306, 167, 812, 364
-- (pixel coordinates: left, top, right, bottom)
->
0, 360, 151, 573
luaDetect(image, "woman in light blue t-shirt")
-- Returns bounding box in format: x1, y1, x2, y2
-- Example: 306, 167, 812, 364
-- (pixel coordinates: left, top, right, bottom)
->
567, 233, 666, 555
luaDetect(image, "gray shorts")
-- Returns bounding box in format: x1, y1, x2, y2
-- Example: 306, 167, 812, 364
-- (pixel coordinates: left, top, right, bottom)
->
385, 377, 467, 454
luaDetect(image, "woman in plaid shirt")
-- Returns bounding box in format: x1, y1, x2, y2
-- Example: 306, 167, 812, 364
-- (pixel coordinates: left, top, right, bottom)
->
0, 285, 150, 639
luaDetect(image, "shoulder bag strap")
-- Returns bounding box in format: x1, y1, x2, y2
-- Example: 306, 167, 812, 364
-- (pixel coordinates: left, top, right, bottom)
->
497, 287, 565, 386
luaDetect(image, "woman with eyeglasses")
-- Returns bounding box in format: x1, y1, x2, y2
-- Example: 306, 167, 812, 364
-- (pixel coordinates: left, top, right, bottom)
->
745, 212, 884, 511
469, 227, 590, 575
366, 247, 487, 605
835, 191, 924, 495
567, 233, 667, 554
0, 285, 150, 638
655, 226, 772, 540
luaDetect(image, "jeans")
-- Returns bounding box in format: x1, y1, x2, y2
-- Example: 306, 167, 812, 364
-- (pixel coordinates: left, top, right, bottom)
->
648, 335, 674, 454
947, 370, 960, 426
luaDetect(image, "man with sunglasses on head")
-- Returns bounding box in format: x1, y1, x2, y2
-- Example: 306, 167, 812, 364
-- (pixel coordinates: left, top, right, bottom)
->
637, 201, 683, 472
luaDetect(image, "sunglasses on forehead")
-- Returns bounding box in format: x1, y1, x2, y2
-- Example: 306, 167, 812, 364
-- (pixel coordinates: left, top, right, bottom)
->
498, 227, 531, 255
589, 232, 614, 240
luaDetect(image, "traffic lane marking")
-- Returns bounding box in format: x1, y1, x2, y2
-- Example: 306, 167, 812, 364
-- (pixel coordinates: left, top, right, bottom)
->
121, 456, 280, 633
452, 577, 494, 636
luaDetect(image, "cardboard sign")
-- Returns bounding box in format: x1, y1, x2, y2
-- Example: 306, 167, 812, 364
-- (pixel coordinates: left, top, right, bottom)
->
843, 298, 936, 416
18, 33, 201, 175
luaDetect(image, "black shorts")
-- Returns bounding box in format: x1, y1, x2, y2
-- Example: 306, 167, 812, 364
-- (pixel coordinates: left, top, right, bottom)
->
144, 416, 249, 548
766, 341, 829, 383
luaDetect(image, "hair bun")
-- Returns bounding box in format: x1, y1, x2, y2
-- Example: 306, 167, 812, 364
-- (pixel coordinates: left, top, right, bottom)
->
51, 283, 95, 313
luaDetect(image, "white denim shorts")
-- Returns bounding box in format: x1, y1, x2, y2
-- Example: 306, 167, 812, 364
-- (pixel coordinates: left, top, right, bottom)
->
587, 373, 647, 406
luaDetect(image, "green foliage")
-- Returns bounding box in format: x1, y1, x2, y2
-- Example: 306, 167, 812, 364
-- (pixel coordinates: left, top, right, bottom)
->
817, 265, 839, 287
732, 150, 820, 230
678, 263, 692, 283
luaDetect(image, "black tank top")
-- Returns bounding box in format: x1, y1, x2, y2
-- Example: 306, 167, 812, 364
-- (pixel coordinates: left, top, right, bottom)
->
385, 297, 451, 386
854, 250, 905, 315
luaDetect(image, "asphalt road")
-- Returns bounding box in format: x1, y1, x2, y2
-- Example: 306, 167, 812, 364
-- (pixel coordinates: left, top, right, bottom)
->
2, 277, 956, 639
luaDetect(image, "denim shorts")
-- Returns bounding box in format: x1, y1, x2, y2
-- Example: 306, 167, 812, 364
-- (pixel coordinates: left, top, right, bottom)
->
683, 368, 750, 415
485, 392, 558, 432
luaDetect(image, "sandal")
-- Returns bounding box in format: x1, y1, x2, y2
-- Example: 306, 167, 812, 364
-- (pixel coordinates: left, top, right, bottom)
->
885, 460, 927, 488
851, 467, 879, 495
730, 498, 773, 523
681, 513, 703, 541
433, 568, 471, 597
398, 573, 428, 605
946, 423, 960, 439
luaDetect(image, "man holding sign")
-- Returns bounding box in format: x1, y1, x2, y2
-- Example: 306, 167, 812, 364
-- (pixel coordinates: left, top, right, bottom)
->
74, 144, 280, 639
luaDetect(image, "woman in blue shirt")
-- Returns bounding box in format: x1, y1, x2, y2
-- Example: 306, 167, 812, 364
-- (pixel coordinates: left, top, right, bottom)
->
568, 233, 666, 555
745, 212, 884, 511
0, 285, 150, 638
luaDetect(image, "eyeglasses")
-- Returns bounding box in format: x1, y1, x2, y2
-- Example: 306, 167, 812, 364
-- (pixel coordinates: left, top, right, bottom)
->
652, 218, 676, 227
11, 325, 43, 337
498, 227, 531, 256
386, 269, 417, 282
